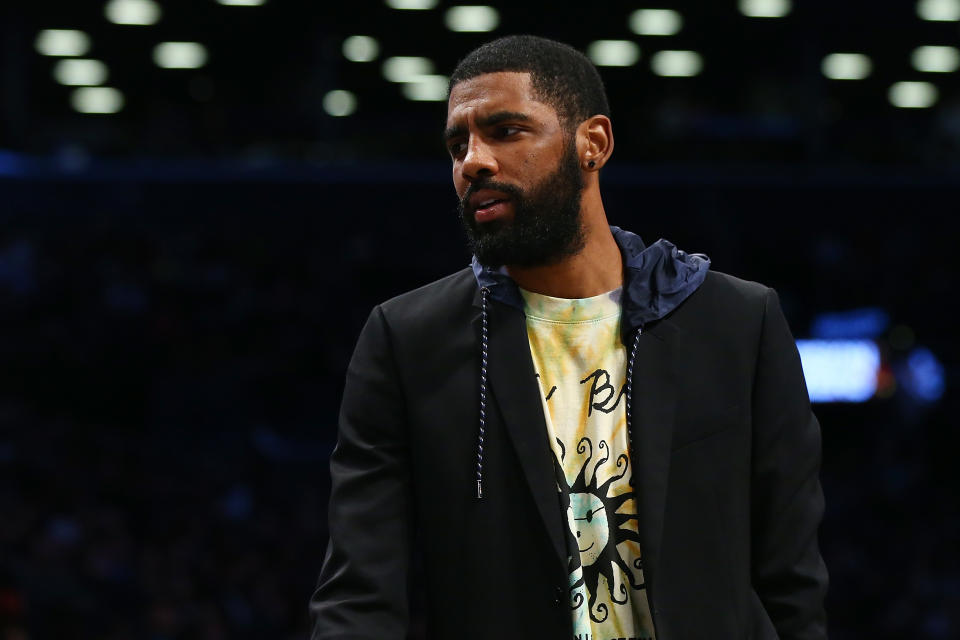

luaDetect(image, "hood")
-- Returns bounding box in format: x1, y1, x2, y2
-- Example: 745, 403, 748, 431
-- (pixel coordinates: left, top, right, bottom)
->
471, 225, 710, 334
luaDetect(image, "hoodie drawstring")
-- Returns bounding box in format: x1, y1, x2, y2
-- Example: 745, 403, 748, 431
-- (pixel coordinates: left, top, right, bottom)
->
625, 327, 643, 458
477, 287, 490, 499
476, 288, 643, 500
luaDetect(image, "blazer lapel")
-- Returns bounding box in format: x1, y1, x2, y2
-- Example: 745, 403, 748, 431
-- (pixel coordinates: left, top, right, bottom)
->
473, 296, 569, 569
630, 318, 680, 599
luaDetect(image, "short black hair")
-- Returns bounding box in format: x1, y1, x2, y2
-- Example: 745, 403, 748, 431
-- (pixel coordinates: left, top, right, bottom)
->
448, 35, 611, 131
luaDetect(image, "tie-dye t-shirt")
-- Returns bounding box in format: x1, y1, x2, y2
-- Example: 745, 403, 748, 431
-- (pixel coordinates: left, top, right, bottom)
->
520, 286, 656, 640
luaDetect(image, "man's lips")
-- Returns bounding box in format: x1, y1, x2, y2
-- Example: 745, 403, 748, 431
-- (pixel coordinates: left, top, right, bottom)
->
468, 188, 513, 223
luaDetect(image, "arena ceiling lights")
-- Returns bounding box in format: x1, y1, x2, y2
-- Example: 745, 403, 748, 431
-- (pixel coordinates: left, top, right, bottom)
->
629, 9, 682, 36
402, 75, 449, 101
31, 1, 957, 122
889, 81, 939, 108
917, 0, 960, 21
53, 59, 109, 86
342, 36, 380, 63
375, 56, 448, 102
33, 0, 268, 116
104, 0, 161, 26
323, 90, 357, 117
35, 29, 91, 57
153, 42, 209, 69
71, 87, 125, 114
385, 0, 436, 9
911, 45, 960, 73
444, 6, 499, 32
587, 41, 640, 68
651, 50, 703, 77
822, 54, 873, 81
738, 0, 792, 18
16, 0, 960, 159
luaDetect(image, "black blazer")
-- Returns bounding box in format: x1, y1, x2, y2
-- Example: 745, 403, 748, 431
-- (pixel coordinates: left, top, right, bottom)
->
311, 268, 828, 639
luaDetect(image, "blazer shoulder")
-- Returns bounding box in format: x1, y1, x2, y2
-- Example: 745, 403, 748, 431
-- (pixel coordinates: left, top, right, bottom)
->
700, 270, 771, 303
378, 266, 477, 331
687, 270, 773, 315
666, 270, 774, 339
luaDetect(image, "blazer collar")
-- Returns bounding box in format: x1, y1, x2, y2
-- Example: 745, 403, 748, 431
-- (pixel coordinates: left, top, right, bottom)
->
473, 298, 570, 567
627, 317, 680, 601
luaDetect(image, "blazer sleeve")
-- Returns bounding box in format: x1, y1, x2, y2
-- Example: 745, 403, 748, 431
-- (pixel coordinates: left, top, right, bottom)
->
750, 288, 829, 639
310, 305, 412, 640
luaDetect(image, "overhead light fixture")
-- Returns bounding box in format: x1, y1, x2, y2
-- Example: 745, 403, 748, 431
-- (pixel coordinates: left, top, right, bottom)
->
382, 56, 434, 83
821, 53, 872, 80
586, 40, 640, 67
385, 0, 437, 9
53, 59, 108, 86
911, 45, 960, 72
343, 35, 380, 62
216, 0, 267, 5
35, 29, 91, 57
104, 0, 162, 25
739, 0, 792, 18
629, 9, 683, 36
917, 0, 960, 20
444, 6, 499, 32
323, 90, 357, 117
71, 87, 124, 114
650, 50, 703, 76
153, 42, 208, 69
402, 75, 448, 101
888, 81, 938, 108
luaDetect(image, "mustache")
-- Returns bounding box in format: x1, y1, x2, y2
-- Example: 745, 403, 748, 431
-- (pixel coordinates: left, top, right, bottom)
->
459, 179, 523, 212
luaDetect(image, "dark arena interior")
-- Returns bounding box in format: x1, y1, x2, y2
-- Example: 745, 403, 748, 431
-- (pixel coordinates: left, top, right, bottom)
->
1, 1, 958, 638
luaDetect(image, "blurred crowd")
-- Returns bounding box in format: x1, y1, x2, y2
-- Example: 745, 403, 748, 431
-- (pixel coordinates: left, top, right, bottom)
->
0, 206, 355, 639
1, 397, 329, 640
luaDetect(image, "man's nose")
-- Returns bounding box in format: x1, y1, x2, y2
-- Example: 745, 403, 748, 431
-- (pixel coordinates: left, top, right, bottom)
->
461, 138, 498, 182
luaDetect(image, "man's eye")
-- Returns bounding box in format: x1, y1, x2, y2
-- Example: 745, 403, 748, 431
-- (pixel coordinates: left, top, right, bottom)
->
448, 142, 466, 157
496, 126, 520, 137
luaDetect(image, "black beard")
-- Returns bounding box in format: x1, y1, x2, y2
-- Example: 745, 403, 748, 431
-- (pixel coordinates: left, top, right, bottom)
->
458, 137, 585, 268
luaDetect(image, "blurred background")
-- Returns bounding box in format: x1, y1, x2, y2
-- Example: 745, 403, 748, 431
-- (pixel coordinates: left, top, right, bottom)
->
0, 0, 957, 638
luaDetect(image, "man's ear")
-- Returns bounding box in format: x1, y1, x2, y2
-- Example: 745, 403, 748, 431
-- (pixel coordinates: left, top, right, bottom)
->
578, 115, 614, 171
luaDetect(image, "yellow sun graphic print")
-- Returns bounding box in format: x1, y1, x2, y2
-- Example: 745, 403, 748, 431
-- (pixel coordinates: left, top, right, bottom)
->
521, 287, 656, 640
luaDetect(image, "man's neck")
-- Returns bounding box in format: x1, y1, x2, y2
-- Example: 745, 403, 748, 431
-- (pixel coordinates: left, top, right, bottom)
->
506, 216, 622, 299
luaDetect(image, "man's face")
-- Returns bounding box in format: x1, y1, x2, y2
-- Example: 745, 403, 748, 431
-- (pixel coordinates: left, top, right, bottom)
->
445, 72, 585, 268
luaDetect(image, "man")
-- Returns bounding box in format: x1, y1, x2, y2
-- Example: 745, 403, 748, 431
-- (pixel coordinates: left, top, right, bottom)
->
311, 35, 827, 639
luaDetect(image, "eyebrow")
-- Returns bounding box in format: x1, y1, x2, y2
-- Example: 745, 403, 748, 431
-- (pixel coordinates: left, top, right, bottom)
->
443, 110, 533, 142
